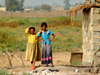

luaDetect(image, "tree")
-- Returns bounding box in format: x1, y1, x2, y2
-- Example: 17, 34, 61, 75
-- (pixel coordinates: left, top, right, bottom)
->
40, 4, 52, 11
5, 0, 24, 12
63, 0, 71, 10
20, 0, 24, 11
34, 6, 40, 10
25, 6, 34, 9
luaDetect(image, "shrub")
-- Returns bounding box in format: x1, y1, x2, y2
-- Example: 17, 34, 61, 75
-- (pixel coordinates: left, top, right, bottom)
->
0, 69, 7, 75
0, 30, 16, 52
19, 20, 25, 25
72, 61, 82, 65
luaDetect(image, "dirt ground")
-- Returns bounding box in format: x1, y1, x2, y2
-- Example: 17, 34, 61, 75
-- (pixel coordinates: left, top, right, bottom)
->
0, 52, 70, 71
0, 51, 99, 75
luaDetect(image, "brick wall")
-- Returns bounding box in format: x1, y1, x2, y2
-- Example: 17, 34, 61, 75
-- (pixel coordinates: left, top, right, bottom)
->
0, 10, 82, 18
82, 7, 100, 65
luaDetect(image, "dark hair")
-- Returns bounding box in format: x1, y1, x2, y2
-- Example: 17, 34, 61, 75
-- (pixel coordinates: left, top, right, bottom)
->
41, 22, 47, 27
29, 27, 35, 31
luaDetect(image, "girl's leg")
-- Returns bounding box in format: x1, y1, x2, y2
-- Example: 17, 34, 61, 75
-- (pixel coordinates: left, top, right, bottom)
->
41, 44, 47, 65
47, 44, 54, 67
31, 61, 35, 66
31, 61, 35, 69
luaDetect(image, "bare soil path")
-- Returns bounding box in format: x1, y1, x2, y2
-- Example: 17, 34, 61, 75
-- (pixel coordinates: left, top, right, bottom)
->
0, 51, 98, 75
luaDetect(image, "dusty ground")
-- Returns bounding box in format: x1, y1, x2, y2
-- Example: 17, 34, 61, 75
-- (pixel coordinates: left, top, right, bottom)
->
0, 51, 99, 75
0, 52, 71, 70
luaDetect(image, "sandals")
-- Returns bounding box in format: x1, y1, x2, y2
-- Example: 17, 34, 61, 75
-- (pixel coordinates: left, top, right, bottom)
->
31, 66, 35, 70
45, 64, 48, 67
50, 64, 54, 67
45, 64, 54, 67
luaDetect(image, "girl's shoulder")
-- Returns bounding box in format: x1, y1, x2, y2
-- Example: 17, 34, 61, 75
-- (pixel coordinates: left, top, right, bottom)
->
47, 30, 52, 33
46, 30, 50, 32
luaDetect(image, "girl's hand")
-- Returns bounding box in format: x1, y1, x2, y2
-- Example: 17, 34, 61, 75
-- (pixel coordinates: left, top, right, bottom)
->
40, 30, 42, 33
48, 39, 52, 41
41, 39, 44, 42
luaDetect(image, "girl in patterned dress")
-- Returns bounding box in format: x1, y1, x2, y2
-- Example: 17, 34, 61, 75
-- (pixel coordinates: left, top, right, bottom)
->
36, 22, 55, 67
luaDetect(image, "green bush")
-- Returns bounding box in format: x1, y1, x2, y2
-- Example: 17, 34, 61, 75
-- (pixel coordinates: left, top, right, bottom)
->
23, 73, 30, 75
72, 61, 82, 65
0, 69, 8, 75
19, 20, 25, 25
0, 30, 16, 52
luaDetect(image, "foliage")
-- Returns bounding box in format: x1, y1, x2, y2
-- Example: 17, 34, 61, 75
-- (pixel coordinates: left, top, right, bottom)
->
40, 4, 52, 11
20, 0, 25, 11
72, 61, 82, 65
24, 6, 34, 9
63, 0, 71, 10
0, 16, 82, 52
34, 6, 40, 10
0, 69, 8, 75
5, 0, 24, 12
23, 73, 30, 75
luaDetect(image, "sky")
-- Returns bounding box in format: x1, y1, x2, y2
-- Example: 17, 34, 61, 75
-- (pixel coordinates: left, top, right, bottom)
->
0, 0, 94, 7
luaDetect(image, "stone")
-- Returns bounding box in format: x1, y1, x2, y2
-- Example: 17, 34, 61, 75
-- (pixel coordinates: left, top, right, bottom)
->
12, 72, 16, 74
93, 26, 100, 31
93, 19, 100, 25
42, 69, 52, 75
83, 32, 87, 37
93, 32, 100, 36
75, 68, 79, 72
93, 8, 99, 14
84, 69, 91, 73
91, 44, 99, 50
93, 38, 100, 44
92, 14, 100, 19
3, 53, 6, 55
31, 70, 38, 73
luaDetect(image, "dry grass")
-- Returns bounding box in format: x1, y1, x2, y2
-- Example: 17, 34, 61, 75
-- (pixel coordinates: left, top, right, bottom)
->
0, 21, 20, 28
0, 17, 82, 52
38, 18, 82, 27
69, 4, 100, 14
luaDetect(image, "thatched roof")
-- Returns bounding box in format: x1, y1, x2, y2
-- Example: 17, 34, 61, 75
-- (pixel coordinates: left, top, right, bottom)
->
69, 4, 100, 13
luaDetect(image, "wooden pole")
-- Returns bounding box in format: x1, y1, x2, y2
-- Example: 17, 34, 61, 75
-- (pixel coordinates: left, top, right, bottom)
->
14, 55, 22, 63
57, 10, 58, 17
3, 45, 12, 67
16, 45, 25, 67
6, 51, 22, 64
33, 11, 34, 18
45, 10, 46, 17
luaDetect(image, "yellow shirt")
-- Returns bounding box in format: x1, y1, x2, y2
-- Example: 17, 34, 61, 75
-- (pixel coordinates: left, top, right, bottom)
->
25, 27, 38, 43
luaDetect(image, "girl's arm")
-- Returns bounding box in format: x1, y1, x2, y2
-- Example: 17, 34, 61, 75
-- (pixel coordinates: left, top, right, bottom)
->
36, 32, 44, 42
25, 27, 30, 36
48, 34, 55, 41
36, 36, 44, 42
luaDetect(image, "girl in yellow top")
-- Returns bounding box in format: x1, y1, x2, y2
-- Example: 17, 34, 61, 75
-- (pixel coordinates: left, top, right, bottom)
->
25, 27, 41, 70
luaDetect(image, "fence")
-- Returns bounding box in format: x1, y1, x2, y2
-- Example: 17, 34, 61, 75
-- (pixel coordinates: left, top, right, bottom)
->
0, 10, 82, 18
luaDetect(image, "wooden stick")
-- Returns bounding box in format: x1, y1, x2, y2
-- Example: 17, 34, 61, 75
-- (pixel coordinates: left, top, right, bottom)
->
6, 50, 22, 64
3, 45, 12, 67
16, 45, 25, 67
14, 55, 22, 63
6, 51, 22, 64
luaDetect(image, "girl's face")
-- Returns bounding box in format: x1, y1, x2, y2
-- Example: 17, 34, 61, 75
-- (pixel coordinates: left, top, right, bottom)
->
30, 29, 35, 34
42, 25, 46, 31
